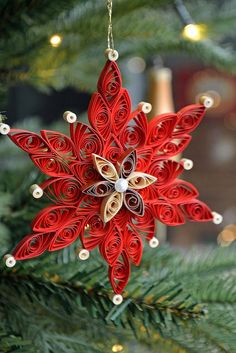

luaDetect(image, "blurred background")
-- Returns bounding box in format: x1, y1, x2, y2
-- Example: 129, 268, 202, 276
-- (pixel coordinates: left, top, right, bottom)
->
1, 0, 236, 251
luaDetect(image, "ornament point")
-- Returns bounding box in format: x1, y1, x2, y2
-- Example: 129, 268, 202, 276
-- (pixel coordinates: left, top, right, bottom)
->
212, 212, 223, 225
181, 158, 193, 170
30, 184, 43, 199
138, 102, 152, 114
4, 254, 16, 268
78, 249, 90, 260
199, 95, 214, 109
112, 294, 123, 305
149, 237, 159, 248
0, 123, 10, 135
105, 48, 119, 62
63, 111, 77, 123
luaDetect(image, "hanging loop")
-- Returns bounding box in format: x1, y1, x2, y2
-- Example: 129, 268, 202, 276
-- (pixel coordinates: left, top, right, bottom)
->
107, 0, 114, 50
106, 0, 119, 61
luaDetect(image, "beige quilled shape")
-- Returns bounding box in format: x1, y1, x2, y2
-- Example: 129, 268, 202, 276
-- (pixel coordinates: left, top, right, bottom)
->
101, 191, 124, 223
127, 172, 157, 190
92, 154, 119, 182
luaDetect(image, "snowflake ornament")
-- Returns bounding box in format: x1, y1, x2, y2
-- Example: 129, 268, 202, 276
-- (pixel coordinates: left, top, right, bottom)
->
2, 56, 222, 303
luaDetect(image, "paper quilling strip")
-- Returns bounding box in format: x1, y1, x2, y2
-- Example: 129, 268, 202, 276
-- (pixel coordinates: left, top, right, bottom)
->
4, 59, 218, 297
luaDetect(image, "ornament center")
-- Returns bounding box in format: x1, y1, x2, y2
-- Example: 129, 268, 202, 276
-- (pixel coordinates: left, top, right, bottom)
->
115, 178, 128, 193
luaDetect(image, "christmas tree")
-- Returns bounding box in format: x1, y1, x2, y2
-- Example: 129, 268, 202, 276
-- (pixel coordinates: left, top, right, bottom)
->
1, 1, 236, 352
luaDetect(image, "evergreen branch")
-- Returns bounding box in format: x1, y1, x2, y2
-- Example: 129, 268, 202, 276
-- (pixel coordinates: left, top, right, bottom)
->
0, 263, 205, 331
0, 329, 33, 353
0, 0, 236, 92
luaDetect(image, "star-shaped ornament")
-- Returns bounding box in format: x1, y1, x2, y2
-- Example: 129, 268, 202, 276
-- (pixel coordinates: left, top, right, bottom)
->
1, 52, 223, 304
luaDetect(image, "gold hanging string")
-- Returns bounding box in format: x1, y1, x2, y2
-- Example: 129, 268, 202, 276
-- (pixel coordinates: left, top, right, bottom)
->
107, 0, 114, 50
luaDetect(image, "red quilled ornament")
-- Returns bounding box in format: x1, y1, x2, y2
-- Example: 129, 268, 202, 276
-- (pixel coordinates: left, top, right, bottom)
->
2, 54, 222, 304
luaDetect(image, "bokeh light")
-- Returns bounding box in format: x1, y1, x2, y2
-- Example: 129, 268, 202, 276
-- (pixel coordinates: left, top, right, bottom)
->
127, 57, 146, 74
50, 34, 62, 47
182, 24, 206, 41
112, 344, 124, 352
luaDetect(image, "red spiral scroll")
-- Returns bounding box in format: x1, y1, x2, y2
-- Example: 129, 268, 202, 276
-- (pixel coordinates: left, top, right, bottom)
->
88, 93, 111, 141
13, 233, 52, 260
113, 207, 132, 228
97, 61, 122, 108
159, 135, 191, 157
105, 145, 122, 164
150, 202, 185, 226
111, 89, 131, 135
31, 154, 72, 177
83, 214, 110, 250
148, 159, 183, 187
41, 177, 81, 204
135, 147, 153, 172
132, 205, 155, 241
159, 180, 199, 203
109, 251, 130, 294
32, 205, 76, 232
147, 114, 177, 148
72, 162, 100, 186
174, 105, 206, 136
182, 200, 213, 222
49, 219, 83, 251
124, 228, 142, 266
41, 130, 76, 161
100, 228, 123, 266
9, 129, 49, 154
70, 122, 103, 162
120, 112, 147, 149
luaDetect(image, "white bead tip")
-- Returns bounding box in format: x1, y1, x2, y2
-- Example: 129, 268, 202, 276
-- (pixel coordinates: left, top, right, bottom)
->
105, 49, 119, 62
181, 158, 193, 170
112, 294, 123, 305
0, 123, 10, 135
4, 254, 16, 268
30, 184, 43, 199
63, 111, 77, 124
200, 95, 214, 109
212, 212, 223, 225
149, 237, 159, 248
78, 249, 90, 261
138, 102, 152, 114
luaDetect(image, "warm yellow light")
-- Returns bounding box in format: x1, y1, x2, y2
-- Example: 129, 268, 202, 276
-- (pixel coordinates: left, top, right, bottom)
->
50, 34, 62, 47
221, 229, 235, 242
84, 224, 90, 231
182, 24, 206, 41
112, 344, 124, 352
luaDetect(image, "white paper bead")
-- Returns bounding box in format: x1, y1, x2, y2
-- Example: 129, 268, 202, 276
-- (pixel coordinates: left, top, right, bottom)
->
181, 158, 193, 170
199, 95, 214, 108
4, 254, 16, 268
112, 294, 123, 305
78, 249, 90, 260
115, 178, 128, 193
0, 123, 10, 135
149, 237, 159, 248
138, 102, 152, 114
30, 184, 43, 199
212, 212, 223, 225
105, 49, 119, 62
63, 111, 77, 123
